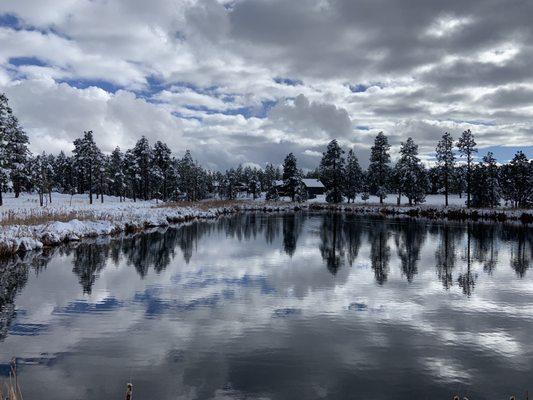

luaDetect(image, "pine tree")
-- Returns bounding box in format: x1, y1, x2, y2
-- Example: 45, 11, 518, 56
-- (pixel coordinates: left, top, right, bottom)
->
319, 139, 345, 203
96, 152, 107, 203
4, 113, 30, 199
471, 152, 500, 208
123, 149, 140, 202
132, 136, 153, 200
0, 94, 14, 206
108, 147, 126, 201
72, 131, 102, 204
30, 152, 53, 206
367, 132, 391, 204
457, 129, 477, 207
435, 132, 455, 206
500, 151, 531, 208
53, 151, 75, 195
395, 137, 428, 205
177, 150, 197, 201
153, 141, 172, 201
282, 153, 304, 202
343, 149, 363, 203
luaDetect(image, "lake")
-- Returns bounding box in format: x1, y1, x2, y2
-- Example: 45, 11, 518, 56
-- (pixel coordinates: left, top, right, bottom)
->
0, 212, 532, 399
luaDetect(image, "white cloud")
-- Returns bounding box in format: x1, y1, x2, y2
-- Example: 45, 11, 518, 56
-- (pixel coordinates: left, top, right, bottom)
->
0, 0, 532, 168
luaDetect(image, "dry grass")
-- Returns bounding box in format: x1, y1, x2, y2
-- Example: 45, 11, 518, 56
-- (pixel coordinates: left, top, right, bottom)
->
0, 209, 115, 227
1, 359, 22, 400
152, 199, 252, 211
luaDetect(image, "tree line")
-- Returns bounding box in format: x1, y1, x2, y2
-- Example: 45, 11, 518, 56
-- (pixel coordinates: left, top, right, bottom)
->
296, 130, 531, 208
0, 93, 531, 207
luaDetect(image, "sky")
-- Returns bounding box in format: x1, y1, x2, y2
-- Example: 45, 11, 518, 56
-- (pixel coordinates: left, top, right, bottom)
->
0, 0, 532, 170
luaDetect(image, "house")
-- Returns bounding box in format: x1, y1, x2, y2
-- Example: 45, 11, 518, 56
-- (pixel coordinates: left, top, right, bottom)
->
273, 178, 326, 199
301, 179, 326, 198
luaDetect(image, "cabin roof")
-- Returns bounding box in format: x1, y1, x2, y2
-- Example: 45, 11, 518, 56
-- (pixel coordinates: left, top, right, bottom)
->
273, 179, 325, 188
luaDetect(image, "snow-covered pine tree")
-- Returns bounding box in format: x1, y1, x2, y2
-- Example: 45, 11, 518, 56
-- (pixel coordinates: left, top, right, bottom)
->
457, 129, 477, 207
435, 132, 455, 206
108, 147, 125, 201
319, 139, 345, 203
52, 151, 75, 195
471, 152, 500, 208
177, 150, 197, 201
500, 151, 531, 208
262, 163, 278, 194
45, 153, 55, 203
248, 169, 261, 199
343, 149, 363, 203
282, 153, 304, 202
367, 131, 391, 204
30, 152, 53, 206
5, 112, 30, 199
0, 93, 14, 206
96, 151, 107, 203
153, 141, 172, 201
123, 149, 140, 202
395, 137, 428, 205
72, 131, 102, 204
132, 136, 153, 200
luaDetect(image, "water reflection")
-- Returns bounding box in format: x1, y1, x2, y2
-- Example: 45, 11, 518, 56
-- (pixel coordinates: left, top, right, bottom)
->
0, 212, 532, 400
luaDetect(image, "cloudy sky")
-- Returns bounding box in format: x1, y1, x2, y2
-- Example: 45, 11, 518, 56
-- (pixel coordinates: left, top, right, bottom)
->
0, 0, 532, 170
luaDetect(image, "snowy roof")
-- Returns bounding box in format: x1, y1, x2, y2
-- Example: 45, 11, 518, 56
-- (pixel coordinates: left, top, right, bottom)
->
302, 179, 325, 188
273, 179, 325, 188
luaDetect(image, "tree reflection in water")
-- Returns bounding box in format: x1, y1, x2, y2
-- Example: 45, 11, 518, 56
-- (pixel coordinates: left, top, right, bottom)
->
0, 212, 531, 341
368, 218, 391, 285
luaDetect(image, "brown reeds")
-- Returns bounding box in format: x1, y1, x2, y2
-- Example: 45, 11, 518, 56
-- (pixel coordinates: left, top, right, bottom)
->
1, 358, 22, 400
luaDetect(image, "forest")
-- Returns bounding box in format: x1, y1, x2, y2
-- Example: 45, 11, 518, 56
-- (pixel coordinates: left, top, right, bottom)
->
1, 93, 532, 209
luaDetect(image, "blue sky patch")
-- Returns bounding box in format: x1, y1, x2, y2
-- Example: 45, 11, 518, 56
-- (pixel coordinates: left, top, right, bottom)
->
59, 79, 122, 93
9, 56, 48, 67
274, 77, 303, 86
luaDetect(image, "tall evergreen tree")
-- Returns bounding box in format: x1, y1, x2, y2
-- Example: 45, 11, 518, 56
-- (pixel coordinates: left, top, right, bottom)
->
457, 129, 477, 207
343, 149, 363, 203
395, 137, 428, 205
0, 94, 14, 206
5, 113, 30, 198
319, 139, 345, 203
282, 153, 305, 202
471, 152, 501, 208
108, 147, 126, 201
72, 131, 101, 204
123, 149, 140, 202
132, 136, 153, 200
500, 151, 531, 208
367, 132, 391, 204
153, 141, 172, 201
435, 132, 455, 206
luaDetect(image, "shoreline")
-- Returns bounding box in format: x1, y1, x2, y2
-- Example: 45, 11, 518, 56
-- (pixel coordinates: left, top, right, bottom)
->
1, 201, 531, 257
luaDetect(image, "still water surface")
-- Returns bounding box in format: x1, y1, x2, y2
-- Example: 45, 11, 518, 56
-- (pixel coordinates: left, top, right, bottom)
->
0, 212, 532, 399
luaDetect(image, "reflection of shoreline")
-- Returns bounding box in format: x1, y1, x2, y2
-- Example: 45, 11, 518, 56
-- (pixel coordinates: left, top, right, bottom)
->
2, 201, 531, 258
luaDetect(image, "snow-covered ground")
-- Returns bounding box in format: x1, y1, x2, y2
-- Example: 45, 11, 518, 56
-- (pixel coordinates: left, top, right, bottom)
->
306, 193, 468, 206
0, 192, 302, 255
0, 192, 530, 257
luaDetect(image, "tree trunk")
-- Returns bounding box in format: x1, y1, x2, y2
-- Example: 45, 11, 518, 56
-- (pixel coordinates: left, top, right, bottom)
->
444, 170, 449, 207
14, 180, 20, 198
100, 174, 104, 204
466, 161, 471, 208
0, 190, 3, 206
89, 170, 93, 205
